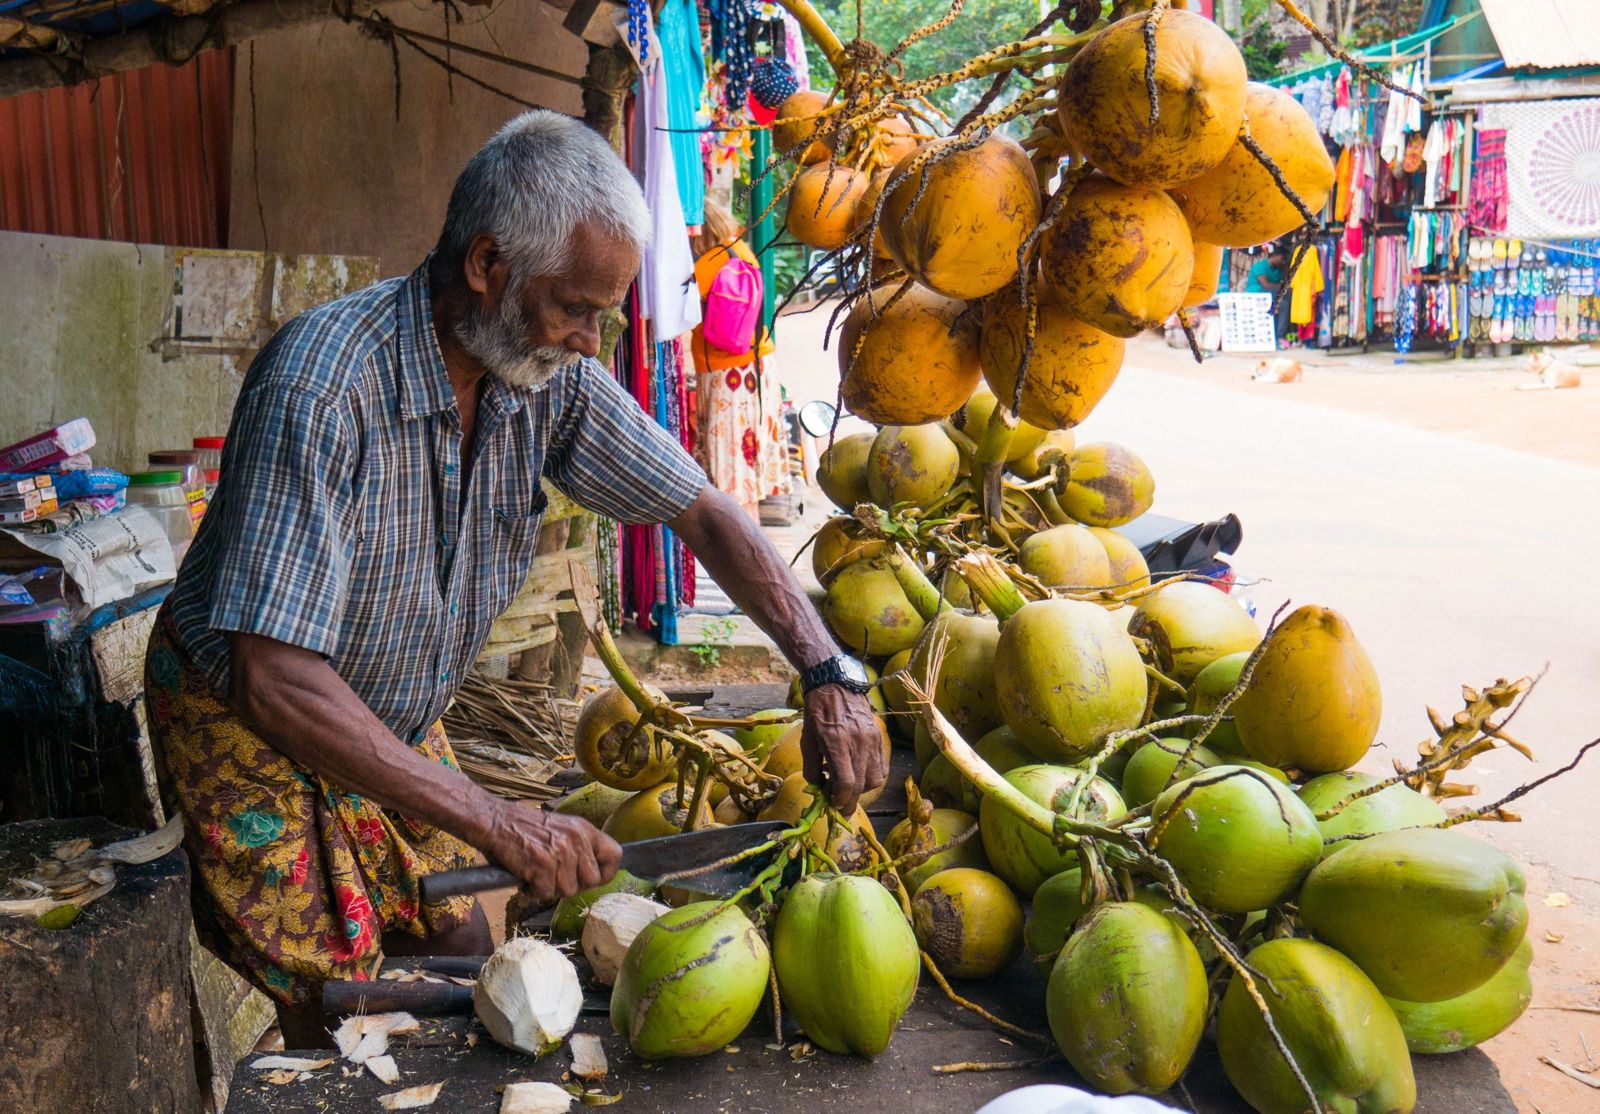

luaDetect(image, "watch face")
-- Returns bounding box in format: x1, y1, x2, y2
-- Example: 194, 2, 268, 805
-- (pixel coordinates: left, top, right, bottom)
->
838, 656, 872, 688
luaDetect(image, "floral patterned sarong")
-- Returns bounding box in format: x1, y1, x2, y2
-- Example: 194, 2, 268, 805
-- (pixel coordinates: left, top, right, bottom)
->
143, 613, 478, 1005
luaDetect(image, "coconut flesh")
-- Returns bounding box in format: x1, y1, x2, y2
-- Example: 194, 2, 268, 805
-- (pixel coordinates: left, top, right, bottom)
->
473, 937, 584, 1056
581, 892, 671, 986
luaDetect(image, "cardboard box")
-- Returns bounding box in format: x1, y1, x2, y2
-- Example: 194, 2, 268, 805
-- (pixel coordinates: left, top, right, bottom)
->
0, 418, 96, 472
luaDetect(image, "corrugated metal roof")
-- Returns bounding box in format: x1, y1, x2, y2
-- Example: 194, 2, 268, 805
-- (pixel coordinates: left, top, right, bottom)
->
1478, 0, 1600, 69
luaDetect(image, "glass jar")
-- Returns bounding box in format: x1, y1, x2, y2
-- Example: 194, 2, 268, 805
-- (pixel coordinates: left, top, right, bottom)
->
126, 470, 194, 566
148, 450, 208, 525
193, 437, 224, 495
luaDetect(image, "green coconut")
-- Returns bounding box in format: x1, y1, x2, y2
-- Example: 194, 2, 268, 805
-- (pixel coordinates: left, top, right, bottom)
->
1299, 828, 1527, 1002
1186, 650, 1250, 754
773, 873, 920, 1057
1024, 867, 1089, 976
548, 870, 657, 941
1118, 737, 1220, 808
907, 610, 1004, 741
867, 424, 961, 509
979, 764, 1126, 897
610, 902, 770, 1058
1127, 580, 1260, 685
1232, 604, 1382, 774
1387, 937, 1533, 1055
730, 708, 799, 764
995, 598, 1148, 762
1148, 765, 1322, 913
1297, 771, 1449, 858
552, 781, 635, 829
1217, 938, 1416, 1114
822, 558, 927, 657
911, 867, 1024, 979
886, 804, 986, 894
816, 431, 876, 511
1047, 902, 1208, 1096
1017, 523, 1114, 589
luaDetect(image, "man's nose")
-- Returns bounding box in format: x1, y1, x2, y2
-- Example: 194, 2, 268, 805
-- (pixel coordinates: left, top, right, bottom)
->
568, 321, 602, 359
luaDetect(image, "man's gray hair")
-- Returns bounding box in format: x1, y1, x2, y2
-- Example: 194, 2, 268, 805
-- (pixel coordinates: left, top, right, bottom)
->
435, 109, 651, 285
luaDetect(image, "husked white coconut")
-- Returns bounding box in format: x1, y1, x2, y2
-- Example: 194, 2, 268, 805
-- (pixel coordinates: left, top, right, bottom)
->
499, 1081, 573, 1114
581, 893, 670, 986
473, 937, 583, 1055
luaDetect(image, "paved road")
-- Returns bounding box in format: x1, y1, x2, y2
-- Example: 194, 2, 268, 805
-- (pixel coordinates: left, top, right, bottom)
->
774, 307, 1600, 1111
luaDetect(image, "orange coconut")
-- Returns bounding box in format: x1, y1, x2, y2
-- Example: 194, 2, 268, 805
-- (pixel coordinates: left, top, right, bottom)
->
1058, 9, 1247, 190
1041, 174, 1195, 337
1170, 83, 1336, 247
979, 284, 1126, 431
851, 169, 896, 260
840, 283, 982, 425
1185, 242, 1225, 307
879, 135, 1042, 300
786, 162, 870, 251
774, 90, 834, 165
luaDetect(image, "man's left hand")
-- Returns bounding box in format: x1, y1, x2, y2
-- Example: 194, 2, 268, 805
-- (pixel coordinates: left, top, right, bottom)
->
800, 684, 888, 814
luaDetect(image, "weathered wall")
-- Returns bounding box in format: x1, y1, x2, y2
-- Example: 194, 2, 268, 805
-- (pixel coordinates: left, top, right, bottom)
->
0, 230, 376, 473
228, 0, 587, 277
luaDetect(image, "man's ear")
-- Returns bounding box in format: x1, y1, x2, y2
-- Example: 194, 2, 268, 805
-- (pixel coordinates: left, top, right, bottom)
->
463, 234, 506, 299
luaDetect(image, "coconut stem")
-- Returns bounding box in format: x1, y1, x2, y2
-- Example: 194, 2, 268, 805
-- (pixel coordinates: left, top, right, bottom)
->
571, 561, 685, 726
684, 756, 714, 832
954, 553, 1028, 622
883, 546, 950, 621
1176, 308, 1204, 364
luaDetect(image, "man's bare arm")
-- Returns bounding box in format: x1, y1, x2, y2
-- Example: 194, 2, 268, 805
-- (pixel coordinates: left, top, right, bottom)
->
669, 485, 887, 811
228, 632, 620, 903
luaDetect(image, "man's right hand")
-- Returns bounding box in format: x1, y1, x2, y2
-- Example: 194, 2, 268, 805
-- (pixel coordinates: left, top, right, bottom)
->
484, 802, 623, 906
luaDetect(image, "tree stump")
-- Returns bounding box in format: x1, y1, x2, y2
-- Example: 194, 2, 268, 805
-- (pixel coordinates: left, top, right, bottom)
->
0, 817, 200, 1113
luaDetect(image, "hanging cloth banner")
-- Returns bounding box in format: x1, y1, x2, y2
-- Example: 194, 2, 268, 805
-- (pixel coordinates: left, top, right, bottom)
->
1481, 99, 1600, 239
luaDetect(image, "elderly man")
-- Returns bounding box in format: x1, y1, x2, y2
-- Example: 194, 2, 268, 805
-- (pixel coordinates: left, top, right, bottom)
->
144, 110, 886, 1045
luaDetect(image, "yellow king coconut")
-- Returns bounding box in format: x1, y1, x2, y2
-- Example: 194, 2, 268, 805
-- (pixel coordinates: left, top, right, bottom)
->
773, 89, 834, 164
575, 685, 675, 791
979, 284, 1126, 431
786, 161, 870, 251
1231, 604, 1382, 774
1018, 523, 1114, 589
851, 170, 896, 260
880, 135, 1042, 300
955, 385, 1049, 464
1058, 9, 1248, 190
1185, 241, 1225, 307
911, 867, 1024, 980
1170, 83, 1337, 248
840, 284, 982, 425
1089, 526, 1151, 591
1040, 175, 1195, 338
1011, 428, 1076, 481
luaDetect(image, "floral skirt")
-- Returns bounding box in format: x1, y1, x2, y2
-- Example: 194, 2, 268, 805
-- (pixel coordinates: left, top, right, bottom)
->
143, 615, 478, 1005
697, 356, 792, 507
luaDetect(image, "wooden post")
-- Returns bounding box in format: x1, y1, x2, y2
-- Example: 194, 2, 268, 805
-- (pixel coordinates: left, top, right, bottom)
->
0, 818, 201, 1112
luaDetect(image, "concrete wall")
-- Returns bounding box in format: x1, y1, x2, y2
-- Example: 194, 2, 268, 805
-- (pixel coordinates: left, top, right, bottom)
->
228, 0, 588, 278
0, 230, 377, 473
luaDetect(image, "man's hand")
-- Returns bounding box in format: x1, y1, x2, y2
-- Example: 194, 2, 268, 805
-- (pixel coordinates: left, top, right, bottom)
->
800, 684, 888, 814
483, 802, 623, 906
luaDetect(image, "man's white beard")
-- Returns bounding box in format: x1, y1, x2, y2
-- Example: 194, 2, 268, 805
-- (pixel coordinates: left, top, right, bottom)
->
456, 287, 571, 389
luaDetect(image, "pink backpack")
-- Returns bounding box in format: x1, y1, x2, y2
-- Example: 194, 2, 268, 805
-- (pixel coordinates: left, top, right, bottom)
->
702, 256, 764, 355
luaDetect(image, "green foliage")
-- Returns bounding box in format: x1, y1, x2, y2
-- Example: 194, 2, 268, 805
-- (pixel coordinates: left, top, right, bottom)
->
803, 0, 1044, 115
689, 616, 741, 669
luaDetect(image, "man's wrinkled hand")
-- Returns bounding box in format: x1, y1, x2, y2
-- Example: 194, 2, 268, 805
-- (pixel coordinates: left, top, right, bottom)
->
486, 803, 623, 906
800, 684, 888, 814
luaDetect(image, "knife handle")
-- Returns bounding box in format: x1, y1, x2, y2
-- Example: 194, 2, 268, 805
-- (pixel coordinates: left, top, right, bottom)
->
322, 979, 473, 1017
420, 865, 518, 903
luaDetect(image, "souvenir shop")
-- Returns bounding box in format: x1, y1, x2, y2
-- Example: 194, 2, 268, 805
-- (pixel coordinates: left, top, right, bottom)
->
1220, 43, 1600, 356
609, 0, 809, 643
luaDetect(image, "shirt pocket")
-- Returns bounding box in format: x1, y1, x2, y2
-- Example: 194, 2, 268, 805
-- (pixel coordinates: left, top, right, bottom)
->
484, 495, 547, 618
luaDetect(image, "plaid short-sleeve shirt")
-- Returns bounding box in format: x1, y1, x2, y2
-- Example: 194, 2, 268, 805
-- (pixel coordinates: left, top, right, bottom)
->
165, 262, 706, 741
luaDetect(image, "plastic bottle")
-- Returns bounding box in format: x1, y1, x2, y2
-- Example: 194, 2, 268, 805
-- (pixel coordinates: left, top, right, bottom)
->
125, 470, 194, 567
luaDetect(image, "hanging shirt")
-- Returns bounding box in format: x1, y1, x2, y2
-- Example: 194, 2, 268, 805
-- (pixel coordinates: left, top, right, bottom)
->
1289, 250, 1326, 325
656, 0, 708, 226
1422, 121, 1446, 209
635, 64, 703, 338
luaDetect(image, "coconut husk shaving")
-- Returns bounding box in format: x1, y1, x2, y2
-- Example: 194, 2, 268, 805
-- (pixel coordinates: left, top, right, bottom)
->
0, 813, 184, 921
442, 672, 578, 802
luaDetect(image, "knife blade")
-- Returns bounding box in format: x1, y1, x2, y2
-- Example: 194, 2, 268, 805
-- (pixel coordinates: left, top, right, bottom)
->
418, 820, 782, 904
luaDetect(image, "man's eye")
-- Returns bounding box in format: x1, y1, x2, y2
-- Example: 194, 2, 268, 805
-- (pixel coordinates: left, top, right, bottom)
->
564, 305, 586, 318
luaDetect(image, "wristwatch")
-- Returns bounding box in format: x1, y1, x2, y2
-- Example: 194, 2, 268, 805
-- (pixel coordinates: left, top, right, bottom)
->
798, 653, 873, 696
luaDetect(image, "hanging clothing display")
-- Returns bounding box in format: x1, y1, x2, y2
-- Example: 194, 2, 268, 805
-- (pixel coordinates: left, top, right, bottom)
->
656, 0, 708, 225
634, 59, 702, 339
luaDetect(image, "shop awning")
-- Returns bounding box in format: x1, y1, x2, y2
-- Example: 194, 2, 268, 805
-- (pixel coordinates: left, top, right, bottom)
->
1264, 16, 1466, 87
1477, 0, 1600, 70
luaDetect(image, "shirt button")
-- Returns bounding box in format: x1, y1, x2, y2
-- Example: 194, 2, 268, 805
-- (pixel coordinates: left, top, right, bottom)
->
439, 669, 450, 683
443, 463, 457, 475
449, 602, 458, 616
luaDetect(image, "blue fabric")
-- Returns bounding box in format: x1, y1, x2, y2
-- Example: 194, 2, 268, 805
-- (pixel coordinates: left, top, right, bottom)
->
165, 263, 706, 740
657, 0, 707, 225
